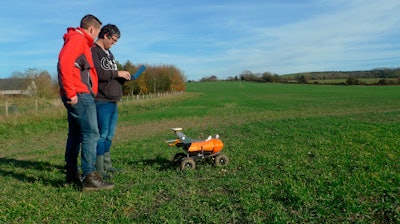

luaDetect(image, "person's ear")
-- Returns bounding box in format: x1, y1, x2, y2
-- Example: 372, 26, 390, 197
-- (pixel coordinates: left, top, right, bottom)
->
89, 26, 95, 35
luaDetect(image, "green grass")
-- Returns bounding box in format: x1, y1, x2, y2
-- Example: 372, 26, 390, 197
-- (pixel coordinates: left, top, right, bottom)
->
1, 81, 399, 223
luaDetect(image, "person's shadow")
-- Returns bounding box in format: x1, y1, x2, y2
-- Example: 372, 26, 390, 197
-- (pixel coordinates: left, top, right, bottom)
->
0, 157, 65, 187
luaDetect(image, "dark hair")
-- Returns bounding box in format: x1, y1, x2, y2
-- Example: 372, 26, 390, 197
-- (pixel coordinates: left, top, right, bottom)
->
80, 14, 102, 29
98, 24, 121, 39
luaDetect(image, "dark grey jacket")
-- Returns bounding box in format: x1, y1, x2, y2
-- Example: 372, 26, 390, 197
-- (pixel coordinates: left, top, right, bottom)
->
91, 43, 125, 102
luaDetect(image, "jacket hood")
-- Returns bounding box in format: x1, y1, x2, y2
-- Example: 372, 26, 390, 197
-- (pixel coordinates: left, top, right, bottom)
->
63, 27, 94, 47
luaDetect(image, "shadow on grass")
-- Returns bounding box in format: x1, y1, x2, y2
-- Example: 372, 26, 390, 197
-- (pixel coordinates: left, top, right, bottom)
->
0, 157, 65, 187
130, 155, 218, 171
131, 155, 177, 171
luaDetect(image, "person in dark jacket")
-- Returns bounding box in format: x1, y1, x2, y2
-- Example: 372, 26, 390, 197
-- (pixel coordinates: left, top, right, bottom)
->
91, 24, 131, 179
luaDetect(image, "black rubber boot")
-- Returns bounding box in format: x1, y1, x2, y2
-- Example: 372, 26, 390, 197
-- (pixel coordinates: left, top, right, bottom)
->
104, 152, 122, 173
96, 155, 111, 179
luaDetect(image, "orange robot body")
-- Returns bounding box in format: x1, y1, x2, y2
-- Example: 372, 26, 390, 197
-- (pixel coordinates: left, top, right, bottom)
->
188, 139, 224, 154
166, 128, 229, 170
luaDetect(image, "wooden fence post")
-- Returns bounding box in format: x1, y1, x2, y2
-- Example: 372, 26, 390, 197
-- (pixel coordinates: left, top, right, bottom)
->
5, 101, 8, 116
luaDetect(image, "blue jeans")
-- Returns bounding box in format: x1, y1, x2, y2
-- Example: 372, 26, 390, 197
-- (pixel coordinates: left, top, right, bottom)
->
95, 100, 118, 155
62, 94, 99, 177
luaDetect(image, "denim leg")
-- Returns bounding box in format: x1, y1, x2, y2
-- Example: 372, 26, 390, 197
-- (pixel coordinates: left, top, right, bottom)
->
63, 94, 99, 178
96, 101, 118, 155
64, 105, 81, 174
78, 94, 100, 177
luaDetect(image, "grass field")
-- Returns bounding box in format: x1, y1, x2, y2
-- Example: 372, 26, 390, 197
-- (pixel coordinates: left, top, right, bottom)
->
0, 81, 399, 223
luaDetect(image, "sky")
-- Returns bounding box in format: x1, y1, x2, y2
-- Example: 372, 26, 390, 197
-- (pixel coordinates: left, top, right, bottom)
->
1, 0, 399, 81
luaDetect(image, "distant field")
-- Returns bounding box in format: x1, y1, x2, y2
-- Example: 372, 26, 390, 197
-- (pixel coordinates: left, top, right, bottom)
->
309, 78, 398, 84
0, 81, 399, 223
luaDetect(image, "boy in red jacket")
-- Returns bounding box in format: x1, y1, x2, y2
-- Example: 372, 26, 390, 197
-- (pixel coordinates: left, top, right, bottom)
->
57, 14, 113, 191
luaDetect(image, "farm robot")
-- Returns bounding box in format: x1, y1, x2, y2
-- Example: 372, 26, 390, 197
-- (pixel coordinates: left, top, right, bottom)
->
166, 128, 229, 170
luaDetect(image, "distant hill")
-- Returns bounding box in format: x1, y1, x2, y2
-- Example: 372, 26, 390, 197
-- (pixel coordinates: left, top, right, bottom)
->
209, 67, 400, 85
282, 68, 400, 80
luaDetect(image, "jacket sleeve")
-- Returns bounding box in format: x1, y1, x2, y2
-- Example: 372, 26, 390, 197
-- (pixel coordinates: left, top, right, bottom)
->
58, 37, 85, 99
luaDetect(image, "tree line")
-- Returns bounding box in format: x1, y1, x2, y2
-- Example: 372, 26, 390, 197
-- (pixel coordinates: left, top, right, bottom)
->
8, 61, 187, 99
118, 61, 186, 95
286, 68, 400, 84
199, 68, 400, 85
7, 65, 400, 99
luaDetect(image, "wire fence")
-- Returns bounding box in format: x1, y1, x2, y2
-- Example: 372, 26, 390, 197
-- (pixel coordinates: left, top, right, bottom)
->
0, 91, 184, 117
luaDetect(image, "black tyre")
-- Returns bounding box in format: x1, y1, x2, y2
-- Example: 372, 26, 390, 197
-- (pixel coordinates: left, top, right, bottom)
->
173, 153, 186, 163
214, 154, 229, 167
180, 157, 196, 171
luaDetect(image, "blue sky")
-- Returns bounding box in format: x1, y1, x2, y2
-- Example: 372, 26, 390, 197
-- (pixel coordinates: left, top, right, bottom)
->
1, 0, 399, 80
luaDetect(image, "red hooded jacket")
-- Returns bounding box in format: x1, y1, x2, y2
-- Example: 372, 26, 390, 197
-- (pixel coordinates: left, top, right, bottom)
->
58, 27, 98, 99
